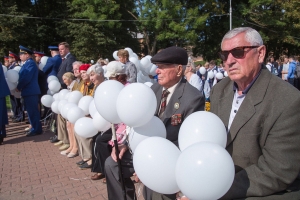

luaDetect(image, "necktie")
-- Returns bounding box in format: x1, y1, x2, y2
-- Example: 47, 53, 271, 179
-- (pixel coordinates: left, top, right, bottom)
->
158, 89, 170, 118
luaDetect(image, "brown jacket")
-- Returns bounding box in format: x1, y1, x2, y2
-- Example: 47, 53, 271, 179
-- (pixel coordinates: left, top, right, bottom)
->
210, 67, 300, 199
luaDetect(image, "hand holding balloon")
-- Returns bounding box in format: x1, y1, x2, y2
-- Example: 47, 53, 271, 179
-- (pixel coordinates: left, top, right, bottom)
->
111, 144, 128, 162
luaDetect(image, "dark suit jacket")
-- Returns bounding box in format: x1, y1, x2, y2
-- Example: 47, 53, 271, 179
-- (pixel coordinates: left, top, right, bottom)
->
17, 58, 41, 97
210, 67, 300, 199
151, 78, 205, 146
57, 53, 76, 87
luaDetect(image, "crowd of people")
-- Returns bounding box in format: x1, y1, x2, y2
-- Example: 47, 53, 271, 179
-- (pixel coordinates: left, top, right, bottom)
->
1, 26, 300, 200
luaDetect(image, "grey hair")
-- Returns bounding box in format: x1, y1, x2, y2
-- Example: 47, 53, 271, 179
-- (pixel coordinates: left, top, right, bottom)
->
187, 59, 196, 73
72, 61, 83, 67
87, 63, 104, 75
221, 27, 263, 46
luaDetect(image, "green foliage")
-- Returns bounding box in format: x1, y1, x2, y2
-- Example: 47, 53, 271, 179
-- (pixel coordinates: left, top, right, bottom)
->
0, 0, 299, 63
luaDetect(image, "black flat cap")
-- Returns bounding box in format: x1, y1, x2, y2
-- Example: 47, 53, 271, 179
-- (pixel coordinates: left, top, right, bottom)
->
151, 46, 188, 65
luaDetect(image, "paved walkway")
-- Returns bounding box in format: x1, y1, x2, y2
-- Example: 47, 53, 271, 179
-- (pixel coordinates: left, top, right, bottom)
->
0, 115, 145, 200
0, 122, 108, 200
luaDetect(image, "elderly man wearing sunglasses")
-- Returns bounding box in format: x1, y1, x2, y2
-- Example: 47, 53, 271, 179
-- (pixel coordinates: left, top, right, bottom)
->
209, 27, 300, 199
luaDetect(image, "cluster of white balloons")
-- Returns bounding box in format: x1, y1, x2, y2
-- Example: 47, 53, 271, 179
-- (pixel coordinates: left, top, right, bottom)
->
3, 65, 21, 98
46, 75, 61, 95
112, 47, 156, 83
133, 111, 235, 200
41, 80, 160, 141
199, 66, 228, 80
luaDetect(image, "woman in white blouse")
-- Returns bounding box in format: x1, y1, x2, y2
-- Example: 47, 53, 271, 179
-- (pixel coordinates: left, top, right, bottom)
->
184, 59, 203, 93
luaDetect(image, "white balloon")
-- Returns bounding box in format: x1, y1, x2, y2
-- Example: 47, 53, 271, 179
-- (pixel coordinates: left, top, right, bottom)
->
74, 117, 98, 138
6, 79, 17, 90
133, 137, 180, 194
102, 65, 107, 76
47, 75, 58, 83
176, 142, 235, 200
116, 83, 157, 127
199, 66, 206, 75
78, 96, 93, 115
88, 100, 97, 118
178, 111, 226, 151
208, 71, 215, 79
47, 89, 56, 95
64, 92, 71, 100
113, 51, 119, 61
149, 64, 157, 76
128, 116, 166, 152
67, 106, 85, 124
68, 91, 83, 104
48, 80, 61, 92
51, 100, 60, 114
58, 89, 69, 100
224, 71, 228, 77
13, 66, 21, 72
144, 82, 153, 87
124, 47, 133, 57
61, 102, 77, 119
6, 70, 19, 83
94, 80, 124, 124
58, 99, 68, 114
129, 57, 140, 72
53, 93, 59, 101
41, 95, 54, 108
39, 56, 49, 70
2, 65, 7, 74
132, 53, 139, 59
216, 72, 224, 80
137, 71, 152, 83
145, 55, 152, 60
92, 112, 111, 132
140, 57, 151, 74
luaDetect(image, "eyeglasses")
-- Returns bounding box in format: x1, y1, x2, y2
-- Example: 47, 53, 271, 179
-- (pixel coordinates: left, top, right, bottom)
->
219, 46, 259, 61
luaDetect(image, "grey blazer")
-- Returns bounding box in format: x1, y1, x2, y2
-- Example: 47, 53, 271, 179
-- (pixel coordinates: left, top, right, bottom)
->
151, 78, 205, 146
210, 67, 300, 199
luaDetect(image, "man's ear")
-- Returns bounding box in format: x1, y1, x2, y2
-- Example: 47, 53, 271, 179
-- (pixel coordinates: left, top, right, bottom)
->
177, 65, 183, 76
258, 45, 266, 64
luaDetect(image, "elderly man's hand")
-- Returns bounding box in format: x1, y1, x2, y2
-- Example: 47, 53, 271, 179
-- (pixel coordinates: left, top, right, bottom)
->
111, 144, 128, 162
15, 88, 20, 92
133, 173, 140, 182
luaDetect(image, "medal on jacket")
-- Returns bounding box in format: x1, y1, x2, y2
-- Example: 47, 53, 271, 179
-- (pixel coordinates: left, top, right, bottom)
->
174, 103, 179, 110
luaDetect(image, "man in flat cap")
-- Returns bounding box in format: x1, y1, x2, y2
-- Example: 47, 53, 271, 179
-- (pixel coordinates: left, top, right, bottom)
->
16, 45, 42, 136
104, 46, 205, 200
43, 46, 62, 77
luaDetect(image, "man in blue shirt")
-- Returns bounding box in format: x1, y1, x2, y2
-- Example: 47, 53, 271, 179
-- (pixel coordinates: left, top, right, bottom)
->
42, 46, 62, 77
287, 55, 296, 86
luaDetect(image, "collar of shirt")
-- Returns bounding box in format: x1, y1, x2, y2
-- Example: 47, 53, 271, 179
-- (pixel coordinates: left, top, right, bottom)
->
63, 52, 70, 60
233, 66, 262, 94
163, 78, 182, 105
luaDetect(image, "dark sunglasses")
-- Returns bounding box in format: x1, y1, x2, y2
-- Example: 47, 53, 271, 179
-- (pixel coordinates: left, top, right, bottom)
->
219, 46, 259, 61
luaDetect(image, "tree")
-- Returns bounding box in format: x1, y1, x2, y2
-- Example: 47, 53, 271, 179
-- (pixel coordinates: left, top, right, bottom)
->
65, 0, 139, 62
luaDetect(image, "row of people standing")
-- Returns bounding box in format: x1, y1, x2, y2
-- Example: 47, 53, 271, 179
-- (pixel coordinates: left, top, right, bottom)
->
266, 55, 300, 90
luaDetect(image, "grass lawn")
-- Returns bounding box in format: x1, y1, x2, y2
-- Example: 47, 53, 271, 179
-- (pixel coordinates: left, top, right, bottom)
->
6, 96, 11, 110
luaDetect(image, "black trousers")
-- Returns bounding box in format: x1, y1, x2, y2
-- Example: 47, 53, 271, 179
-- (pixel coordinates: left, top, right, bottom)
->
105, 150, 136, 200
91, 129, 112, 174
10, 95, 24, 120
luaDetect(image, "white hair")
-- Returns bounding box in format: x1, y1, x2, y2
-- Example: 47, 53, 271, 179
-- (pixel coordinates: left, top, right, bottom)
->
221, 27, 263, 46
187, 59, 196, 73
72, 61, 83, 67
87, 63, 104, 75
